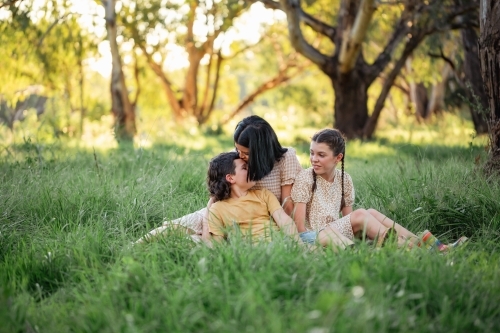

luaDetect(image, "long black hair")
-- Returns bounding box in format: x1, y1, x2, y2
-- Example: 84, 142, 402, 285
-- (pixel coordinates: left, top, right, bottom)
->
207, 152, 239, 201
311, 129, 346, 211
233, 115, 287, 181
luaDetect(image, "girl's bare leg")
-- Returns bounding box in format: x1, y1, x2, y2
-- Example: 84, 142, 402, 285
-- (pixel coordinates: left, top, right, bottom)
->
350, 208, 388, 240
366, 208, 418, 243
318, 225, 354, 251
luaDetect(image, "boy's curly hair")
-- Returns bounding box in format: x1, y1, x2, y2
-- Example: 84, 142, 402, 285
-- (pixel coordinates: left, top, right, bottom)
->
207, 152, 239, 201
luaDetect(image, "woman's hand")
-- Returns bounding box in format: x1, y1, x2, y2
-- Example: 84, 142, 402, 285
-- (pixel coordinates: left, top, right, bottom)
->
202, 197, 215, 241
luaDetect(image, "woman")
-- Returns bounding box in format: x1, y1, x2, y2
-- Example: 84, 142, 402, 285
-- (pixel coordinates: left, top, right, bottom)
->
136, 116, 303, 244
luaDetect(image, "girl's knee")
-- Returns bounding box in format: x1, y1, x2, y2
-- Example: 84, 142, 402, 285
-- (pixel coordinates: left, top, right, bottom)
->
351, 208, 368, 222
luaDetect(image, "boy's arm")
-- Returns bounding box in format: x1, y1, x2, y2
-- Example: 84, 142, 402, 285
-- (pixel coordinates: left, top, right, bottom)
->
293, 202, 307, 233
271, 208, 304, 245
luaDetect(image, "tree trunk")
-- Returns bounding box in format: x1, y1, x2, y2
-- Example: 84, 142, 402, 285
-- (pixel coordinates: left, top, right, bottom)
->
412, 83, 429, 120
104, 0, 136, 141
462, 26, 489, 134
332, 72, 369, 139
406, 57, 429, 120
479, 0, 500, 175
427, 64, 451, 116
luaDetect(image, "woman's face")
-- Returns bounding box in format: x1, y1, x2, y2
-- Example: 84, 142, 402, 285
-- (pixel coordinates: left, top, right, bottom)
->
310, 141, 343, 178
234, 143, 250, 162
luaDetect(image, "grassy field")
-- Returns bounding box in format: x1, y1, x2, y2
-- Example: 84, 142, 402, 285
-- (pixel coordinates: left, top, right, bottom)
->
1, 133, 500, 333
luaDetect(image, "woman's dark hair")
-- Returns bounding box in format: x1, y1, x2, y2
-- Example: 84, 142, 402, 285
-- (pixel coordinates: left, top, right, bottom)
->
311, 129, 347, 211
233, 115, 287, 181
207, 152, 239, 201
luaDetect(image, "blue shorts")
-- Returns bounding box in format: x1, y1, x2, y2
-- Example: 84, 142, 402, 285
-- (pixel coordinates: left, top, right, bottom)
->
299, 230, 318, 244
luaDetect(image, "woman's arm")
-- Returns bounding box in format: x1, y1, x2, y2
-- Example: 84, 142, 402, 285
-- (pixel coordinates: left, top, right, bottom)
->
341, 206, 353, 217
293, 202, 307, 233
280, 184, 294, 215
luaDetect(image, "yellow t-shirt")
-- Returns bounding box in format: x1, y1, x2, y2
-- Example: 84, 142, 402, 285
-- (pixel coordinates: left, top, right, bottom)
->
208, 189, 282, 243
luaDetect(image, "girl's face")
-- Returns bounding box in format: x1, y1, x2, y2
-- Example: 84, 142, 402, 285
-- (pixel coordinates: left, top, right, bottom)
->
310, 141, 343, 178
234, 143, 250, 162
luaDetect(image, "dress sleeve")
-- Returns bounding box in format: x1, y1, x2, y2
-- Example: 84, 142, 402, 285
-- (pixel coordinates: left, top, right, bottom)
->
280, 148, 303, 186
291, 168, 313, 203
208, 205, 225, 237
343, 173, 355, 207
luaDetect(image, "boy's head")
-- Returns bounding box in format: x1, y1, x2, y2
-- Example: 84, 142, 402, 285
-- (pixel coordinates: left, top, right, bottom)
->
207, 152, 254, 201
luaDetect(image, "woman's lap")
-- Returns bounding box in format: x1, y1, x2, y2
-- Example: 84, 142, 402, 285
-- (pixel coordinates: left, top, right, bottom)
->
163, 207, 206, 235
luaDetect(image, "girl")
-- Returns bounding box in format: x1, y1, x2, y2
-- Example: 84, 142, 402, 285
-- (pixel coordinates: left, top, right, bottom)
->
291, 128, 459, 250
136, 116, 303, 244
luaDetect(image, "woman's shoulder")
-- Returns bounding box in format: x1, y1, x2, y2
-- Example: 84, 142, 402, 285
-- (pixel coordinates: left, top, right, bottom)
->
278, 147, 298, 162
284, 146, 297, 155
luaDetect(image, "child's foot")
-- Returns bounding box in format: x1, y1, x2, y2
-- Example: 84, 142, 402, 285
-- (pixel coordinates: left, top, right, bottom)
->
448, 236, 468, 248
418, 230, 448, 253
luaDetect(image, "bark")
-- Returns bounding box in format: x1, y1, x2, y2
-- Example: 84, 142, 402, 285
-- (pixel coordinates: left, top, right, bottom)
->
332, 70, 369, 138
338, 0, 376, 74
462, 26, 489, 134
479, 0, 500, 175
413, 83, 429, 120
405, 56, 430, 120
104, 0, 136, 141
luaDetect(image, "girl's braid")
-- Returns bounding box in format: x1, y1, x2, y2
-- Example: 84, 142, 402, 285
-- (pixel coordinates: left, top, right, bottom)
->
312, 168, 317, 192
340, 152, 345, 211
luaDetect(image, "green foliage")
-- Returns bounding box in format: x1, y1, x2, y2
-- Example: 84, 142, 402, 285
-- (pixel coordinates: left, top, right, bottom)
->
1, 135, 499, 332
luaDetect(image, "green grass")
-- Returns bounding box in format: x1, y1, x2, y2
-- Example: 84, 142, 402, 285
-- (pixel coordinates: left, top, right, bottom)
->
1, 134, 499, 333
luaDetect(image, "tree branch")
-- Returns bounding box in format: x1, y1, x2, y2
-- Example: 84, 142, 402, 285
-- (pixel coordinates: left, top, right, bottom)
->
279, 0, 328, 67
220, 55, 309, 125
201, 51, 224, 124
0, 0, 21, 9
363, 32, 425, 137
137, 44, 182, 117
198, 50, 215, 119
338, 0, 376, 74
366, 14, 409, 83
428, 48, 456, 72
250, 0, 337, 41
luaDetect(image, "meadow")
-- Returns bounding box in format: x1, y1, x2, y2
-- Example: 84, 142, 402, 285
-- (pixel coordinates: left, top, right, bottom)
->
1, 129, 500, 333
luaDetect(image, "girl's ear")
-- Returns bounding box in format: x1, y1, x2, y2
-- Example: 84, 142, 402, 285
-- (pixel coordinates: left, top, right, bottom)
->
225, 174, 234, 184
335, 153, 344, 163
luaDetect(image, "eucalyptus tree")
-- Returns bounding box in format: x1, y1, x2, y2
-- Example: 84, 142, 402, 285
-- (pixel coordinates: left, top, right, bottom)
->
119, 0, 248, 125
102, 0, 137, 141
251, 0, 478, 138
479, 0, 500, 174
0, 0, 93, 136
